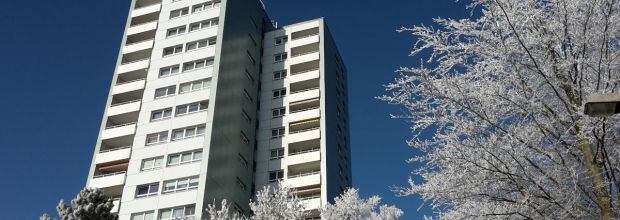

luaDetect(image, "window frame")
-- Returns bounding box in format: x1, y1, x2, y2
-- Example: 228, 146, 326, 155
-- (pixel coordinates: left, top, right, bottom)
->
171, 125, 206, 141
159, 65, 180, 78
271, 127, 285, 139
274, 53, 288, 62
135, 182, 159, 198
175, 100, 209, 117
146, 131, 168, 146
270, 148, 285, 160
268, 170, 284, 182
272, 88, 286, 99
154, 86, 177, 99
141, 156, 164, 171
150, 108, 173, 122
163, 176, 199, 193
167, 150, 203, 166
273, 70, 287, 80
272, 107, 286, 118
275, 36, 288, 46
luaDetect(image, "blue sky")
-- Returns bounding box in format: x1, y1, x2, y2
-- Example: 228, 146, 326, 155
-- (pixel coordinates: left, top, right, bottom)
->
0, 0, 469, 219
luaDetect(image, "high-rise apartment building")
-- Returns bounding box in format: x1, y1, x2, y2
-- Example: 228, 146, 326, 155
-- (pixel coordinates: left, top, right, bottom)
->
85, 0, 350, 219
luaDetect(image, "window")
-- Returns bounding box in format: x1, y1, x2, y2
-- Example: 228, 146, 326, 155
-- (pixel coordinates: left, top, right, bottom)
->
268, 170, 284, 182
159, 205, 195, 220
159, 65, 180, 78
189, 18, 219, 32
176, 101, 209, 116
238, 154, 248, 168
163, 176, 199, 193
155, 86, 176, 99
275, 36, 288, 46
171, 125, 206, 141
146, 131, 168, 145
169, 7, 189, 19
270, 148, 284, 160
236, 177, 247, 191
141, 156, 164, 171
272, 107, 285, 118
240, 132, 249, 144
271, 127, 285, 139
131, 211, 154, 220
150, 108, 172, 122
273, 70, 287, 80
179, 78, 211, 94
272, 88, 286, 99
167, 150, 202, 166
243, 89, 253, 102
183, 57, 214, 72
163, 44, 183, 57
186, 37, 216, 51
241, 110, 250, 123
136, 183, 159, 198
166, 25, 186, 37
274, 53, 287, 62
191, 0, 220, 13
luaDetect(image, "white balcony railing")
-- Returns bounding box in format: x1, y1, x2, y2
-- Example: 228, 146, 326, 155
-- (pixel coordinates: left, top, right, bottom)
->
289, 170, 320, 179
289, 147, 320, 156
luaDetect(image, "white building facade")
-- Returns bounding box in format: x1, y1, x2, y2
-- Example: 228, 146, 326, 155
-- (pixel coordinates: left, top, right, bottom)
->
85, 0, 350, 219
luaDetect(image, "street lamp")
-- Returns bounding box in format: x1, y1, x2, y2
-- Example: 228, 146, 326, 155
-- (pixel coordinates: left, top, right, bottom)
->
584, 93, 620, 117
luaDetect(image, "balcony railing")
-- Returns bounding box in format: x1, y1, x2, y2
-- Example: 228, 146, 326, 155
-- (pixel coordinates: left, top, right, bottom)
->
99, 145, 132, 154
289, 147, 320, 156
105, 122, 137, 130
125, 38, 154, 46
299, 193, 321, 201
291, 50, 319, 58
289, 170, 320, 179
292, 33, 319, 41
289, 126, 320, 135
115, 78, 145, 86
120, 57, 150, 65
291, 68, 319, 76
110, 99, 141, 107
129, 20, 157, 28
93, 171, 126, 179
290, 87, 319, 95
290, 106, 319, 114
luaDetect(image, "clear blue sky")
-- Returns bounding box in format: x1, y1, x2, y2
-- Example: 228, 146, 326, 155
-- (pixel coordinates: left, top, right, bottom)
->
0, 0, 469, 219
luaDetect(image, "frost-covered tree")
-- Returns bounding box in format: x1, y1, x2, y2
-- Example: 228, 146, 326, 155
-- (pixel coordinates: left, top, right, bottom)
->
249, 183, 307, 220
205, 183, 305, 220
40, 213, 52, 220
56, 188, 117, 220
321, 188, 403, 220
206, 199, 245, 220
380, 0, 620, 219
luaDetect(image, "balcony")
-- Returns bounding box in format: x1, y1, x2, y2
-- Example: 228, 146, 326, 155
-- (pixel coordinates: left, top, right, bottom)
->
291, 27, 319, 41
117, 58, 149, 75
112, 78, 146, 95
287, 166, 320, 188
123, 39, 154, 54
101, 123, 136, 140
291, 78, 320, 95
289, 51, 319, 66
290, 98, 320, 114
288, 127, 320, 144
290, 34, 319, 48
132, 2, 161, 18
287, 149, 320, 166
107, 99, 141, 117
302, 197, 321, 211
288, 108, 320, 123
290, 69, 319, 84
90, 171, 127, 189
127, 20, 157, 36
288, 88, 320, 103
96, 146, 131, 164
